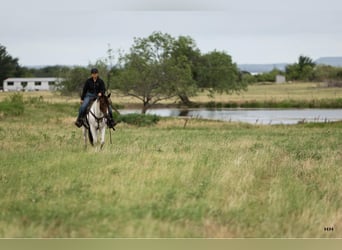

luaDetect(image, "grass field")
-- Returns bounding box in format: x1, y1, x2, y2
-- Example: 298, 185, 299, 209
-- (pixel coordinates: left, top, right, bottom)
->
200, 82, 342, 103
1, 82, 341, 108
0, 89, 341, 238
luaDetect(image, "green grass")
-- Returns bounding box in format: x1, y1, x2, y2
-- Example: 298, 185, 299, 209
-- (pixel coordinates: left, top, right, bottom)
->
203, 98, 342, 109
0, 98, 341, 238
1, 82, 341, 109
201, 82, 342, 103
198, 82, 342, 108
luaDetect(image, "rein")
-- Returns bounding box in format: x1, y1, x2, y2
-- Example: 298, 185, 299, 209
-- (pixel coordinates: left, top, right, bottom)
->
89, 110, 106, 129
85, 95, 114, 146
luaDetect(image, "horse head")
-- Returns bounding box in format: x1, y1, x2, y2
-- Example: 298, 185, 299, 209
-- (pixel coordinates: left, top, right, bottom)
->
98, 93, 111, 115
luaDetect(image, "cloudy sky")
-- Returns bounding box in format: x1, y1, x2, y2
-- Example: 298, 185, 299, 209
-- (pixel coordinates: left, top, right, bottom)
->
1, 0, 341, 66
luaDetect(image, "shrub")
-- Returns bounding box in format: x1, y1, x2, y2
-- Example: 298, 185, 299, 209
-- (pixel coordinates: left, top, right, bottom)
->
27, 96, 44, 105
241, 100, 263, 108
205, 101, 217, 109
0, 93, 25, 116
114, 113, 160, 126
224, 102, 239, 108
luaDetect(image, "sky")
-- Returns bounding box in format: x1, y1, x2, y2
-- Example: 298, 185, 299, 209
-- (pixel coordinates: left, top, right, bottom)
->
1, 0, 341, 66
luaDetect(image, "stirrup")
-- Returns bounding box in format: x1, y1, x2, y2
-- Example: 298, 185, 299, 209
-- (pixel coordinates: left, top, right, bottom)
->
107, 119, 117, 129
75, 119, 83, 128
82, 117, 89, 129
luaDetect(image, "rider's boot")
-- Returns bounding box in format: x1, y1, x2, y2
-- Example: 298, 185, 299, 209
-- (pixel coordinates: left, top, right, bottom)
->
75, 112, 88, 129
107, 116, 117, 129
82, 116, 89, 129
75, 117, 83, 128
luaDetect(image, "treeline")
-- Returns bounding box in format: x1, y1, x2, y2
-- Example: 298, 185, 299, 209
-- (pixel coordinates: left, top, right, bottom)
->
1, 32, 248, 113
243, 55, 342, 86
2, 34, 342, 112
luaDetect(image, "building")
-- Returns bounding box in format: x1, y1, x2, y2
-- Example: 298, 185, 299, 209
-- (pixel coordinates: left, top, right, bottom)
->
3, 77, 63, 92
275, 75, 286, 84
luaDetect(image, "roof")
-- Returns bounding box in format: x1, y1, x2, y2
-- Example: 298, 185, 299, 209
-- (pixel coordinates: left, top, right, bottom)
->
4, 77, 63, 82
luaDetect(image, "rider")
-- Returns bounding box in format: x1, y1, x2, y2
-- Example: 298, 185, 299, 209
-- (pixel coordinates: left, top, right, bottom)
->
75, 68, 116, 129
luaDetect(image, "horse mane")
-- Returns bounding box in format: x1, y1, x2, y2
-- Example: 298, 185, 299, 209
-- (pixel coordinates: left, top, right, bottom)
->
85, 94, 110, 148
98, 95, 110, 114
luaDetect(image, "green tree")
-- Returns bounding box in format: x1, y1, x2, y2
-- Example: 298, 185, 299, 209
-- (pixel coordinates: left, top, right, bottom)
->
286, 55, 315, 81
89, 44, 117, 91
313, 65, 335, 82
114, 32, 194, 113
313, 65, 342, 87
0, 44, 21, 89
196, 50, 246, 95
58, 66, 88, 95
171, 36, 201, 104
28, 65, 69, 77
285, 63, 300, 81
255, 68, 284, 82
239, 71, 257, 84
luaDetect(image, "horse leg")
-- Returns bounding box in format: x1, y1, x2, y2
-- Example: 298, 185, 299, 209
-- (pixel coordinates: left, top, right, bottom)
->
83, 127, 87, 148
100, 127, 106, 150
90, 126, 98, 146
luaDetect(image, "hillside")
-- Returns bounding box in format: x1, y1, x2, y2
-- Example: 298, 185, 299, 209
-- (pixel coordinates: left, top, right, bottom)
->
315, 57, 342, 67
238, 63, 288, 74
238, 57, 342, 74
23, 57, 342, 75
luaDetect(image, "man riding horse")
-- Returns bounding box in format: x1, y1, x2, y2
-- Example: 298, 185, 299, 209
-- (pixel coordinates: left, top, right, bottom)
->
75, 68, 116, 129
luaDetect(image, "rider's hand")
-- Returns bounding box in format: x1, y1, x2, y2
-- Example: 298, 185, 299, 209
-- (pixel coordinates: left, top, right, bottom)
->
98, 93, 102, 97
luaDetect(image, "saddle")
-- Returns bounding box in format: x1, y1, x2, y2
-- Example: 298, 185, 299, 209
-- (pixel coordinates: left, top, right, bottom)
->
82, 96, 116, 131
82, 97, 97, 130
85, 97, 97, 115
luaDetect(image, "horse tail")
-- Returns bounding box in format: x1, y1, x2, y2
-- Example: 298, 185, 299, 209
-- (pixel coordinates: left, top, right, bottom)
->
88, 128, 94, 146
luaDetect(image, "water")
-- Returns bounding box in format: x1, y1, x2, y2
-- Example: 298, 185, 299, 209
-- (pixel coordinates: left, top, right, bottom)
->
119, 108, 342, 125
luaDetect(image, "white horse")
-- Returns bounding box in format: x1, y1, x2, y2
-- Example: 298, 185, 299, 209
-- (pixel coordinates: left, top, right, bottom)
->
83, 94, 111, 150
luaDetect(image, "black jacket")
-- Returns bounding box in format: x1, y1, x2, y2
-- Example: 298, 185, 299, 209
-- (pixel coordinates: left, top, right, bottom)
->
80, 77, 106, 100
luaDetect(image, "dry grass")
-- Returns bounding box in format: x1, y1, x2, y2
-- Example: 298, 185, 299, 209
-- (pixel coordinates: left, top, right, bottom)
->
0, 89, 341, 238
193, 82, 342, 103
1, 82, 341, 106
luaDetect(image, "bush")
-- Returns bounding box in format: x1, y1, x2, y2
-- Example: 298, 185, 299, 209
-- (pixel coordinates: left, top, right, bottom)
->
224, 102, 239, 108
241, 100, 263, 108
115, 113, 160, 126
204, 101, 216, 109
0, 93, 25, 116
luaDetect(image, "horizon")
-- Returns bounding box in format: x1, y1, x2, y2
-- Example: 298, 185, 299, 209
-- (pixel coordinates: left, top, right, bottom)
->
21, 56, 342, 69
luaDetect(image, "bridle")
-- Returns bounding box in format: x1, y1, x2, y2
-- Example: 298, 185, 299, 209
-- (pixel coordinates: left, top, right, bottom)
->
85, 94, 114, 145
89, 110, 106, 130
89, 96, 109, 129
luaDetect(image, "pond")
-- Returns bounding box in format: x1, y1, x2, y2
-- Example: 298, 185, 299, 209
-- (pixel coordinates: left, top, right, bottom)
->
119, 108, 342, 125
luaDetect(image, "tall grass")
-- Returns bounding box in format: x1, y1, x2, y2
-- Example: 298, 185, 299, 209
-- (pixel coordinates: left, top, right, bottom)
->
204, 98, 342, 109
0, 99, 341, 238
0, 93, 25, 116
198, 82, 342, 103
1, 82, 341, 108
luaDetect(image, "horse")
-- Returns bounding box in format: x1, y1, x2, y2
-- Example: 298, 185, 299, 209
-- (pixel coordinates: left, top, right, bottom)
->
83, 93, 111, 150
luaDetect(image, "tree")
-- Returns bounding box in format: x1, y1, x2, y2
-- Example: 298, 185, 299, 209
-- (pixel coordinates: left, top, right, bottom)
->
171, 36, 201, 104
286, 55, 316, 81
58, 46, 117, 96
89, 44, 117, 91
0, 44, 21, 89
313, 65, 342, 87
27, 65, 69, 78
285, 63, 300, 81
58, 66, 89, 95
255, 68, 284, 82
196, 50, 246, 95
114, 32, 194, 113
239, 71, 257, 84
